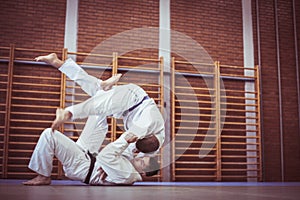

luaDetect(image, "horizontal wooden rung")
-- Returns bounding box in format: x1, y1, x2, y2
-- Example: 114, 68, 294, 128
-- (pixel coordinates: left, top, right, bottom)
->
11, 104, 57, 109
175, 99, 214, 104
176, 154, 216, 158
221, 169, 260, 172
224, 115, 258, 120
118, 65, 160, 71
222, 95, 258, 101
175, 161, 217, 165
223, 102, 258, 107
9, 134, 39, 138
176, 140, 216, 144
175, 133, 217, 137
221, 175, 260, 178
222, 128, 258, 132
221, 155, 259, 158
174, 175, 217, 178
223, 122, 258, 126
221, 148, 259, 152
221, 108, 258, 113
13, 82, 60, 88
221, 142, 259, 145
222, 89, 257, 94
12, 89, 60, 95
10, 111, 55, 116
9, 141, 38, 145
175, 120, 215, 124
175, 168, 216, 171
220, 73, 255, 79
175, 85, 215, 91
175, 106, 214, 111
63, 128, 84, 133
175, 126, 216, 130
8, 149, 33, 153
9, 126, 47, 131
221, 135, 259, 139
175, 147, 216, 151
13, 74, 60, 81
222, 162, 260, 165
175, 92, 214, 97
12, 96, 60, 102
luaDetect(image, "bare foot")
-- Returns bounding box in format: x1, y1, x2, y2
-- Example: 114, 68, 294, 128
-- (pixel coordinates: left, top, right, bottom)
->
22, 175, 51, 186
101, 73, 122, 91
34, 53, 64, 68
51, 108, 72, 130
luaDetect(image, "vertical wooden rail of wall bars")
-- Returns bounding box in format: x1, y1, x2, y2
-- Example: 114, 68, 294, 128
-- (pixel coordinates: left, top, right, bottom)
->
57, 48, 68, 179
158, 56, 165, 181
2, 44, 15, 178
159, 56, 164, 113
171, 57, 176, 181
215, 61, 222, 181
0, 47, 6, 177
255, 65, 262, 181
111, 52, 118, 142
159, 56, 165, 180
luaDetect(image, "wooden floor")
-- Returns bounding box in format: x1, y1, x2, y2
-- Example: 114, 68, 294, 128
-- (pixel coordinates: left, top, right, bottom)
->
1, 180, 300, 200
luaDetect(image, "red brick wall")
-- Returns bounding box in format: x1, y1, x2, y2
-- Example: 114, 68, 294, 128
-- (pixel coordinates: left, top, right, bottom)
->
277, 0, 300, 182
77, 0, 159, 60
256, 0, 282, 181
171, 0, 244, 66
256, 0, 300, 181
0, 0, 66, 50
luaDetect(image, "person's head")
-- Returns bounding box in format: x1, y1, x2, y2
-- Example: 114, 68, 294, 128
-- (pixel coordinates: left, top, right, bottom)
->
135, 134, 160, 153
131, 156, 160, 177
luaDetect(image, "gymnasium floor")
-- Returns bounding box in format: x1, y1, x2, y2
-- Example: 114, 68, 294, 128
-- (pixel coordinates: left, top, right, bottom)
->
0, 179, 299, 200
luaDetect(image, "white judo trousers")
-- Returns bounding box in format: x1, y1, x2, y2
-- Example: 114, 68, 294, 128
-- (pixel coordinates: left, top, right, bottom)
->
66, 83, 148, 120
28, 128, 92, 180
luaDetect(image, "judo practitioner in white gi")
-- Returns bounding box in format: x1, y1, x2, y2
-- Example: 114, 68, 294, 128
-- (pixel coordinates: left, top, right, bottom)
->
22, 53, 164, 185
23, 126, 157, 185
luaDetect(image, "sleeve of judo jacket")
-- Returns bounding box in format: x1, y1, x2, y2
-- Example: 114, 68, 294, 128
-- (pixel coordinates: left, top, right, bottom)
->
97, 134, 142, 184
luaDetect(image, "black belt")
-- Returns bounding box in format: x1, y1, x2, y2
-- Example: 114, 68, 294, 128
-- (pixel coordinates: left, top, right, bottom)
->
128, 96, 150, 112
84, 151, 96, 184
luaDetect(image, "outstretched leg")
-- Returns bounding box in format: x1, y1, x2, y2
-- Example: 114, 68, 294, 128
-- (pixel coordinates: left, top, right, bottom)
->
35, 53, 122, 91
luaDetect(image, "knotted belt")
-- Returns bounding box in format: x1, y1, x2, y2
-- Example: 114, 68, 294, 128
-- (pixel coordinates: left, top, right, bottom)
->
128, 96, 150, 112
84, 151, 96, 184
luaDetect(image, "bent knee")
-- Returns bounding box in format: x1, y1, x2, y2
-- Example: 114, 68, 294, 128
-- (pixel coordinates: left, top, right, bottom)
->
41, 128, 59, 138
42, 128, 53, 135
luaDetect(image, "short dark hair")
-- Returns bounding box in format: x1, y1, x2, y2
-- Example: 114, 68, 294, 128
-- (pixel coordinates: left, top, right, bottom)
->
143, 157, 160, 177
136, 135, 159, 153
